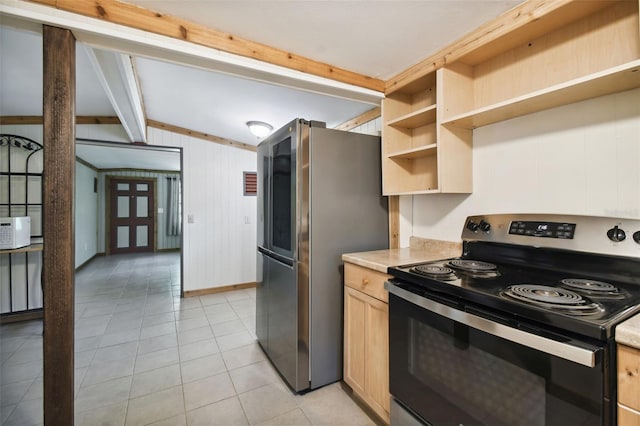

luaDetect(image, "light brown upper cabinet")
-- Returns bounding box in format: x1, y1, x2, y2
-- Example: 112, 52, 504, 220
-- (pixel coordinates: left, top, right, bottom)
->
383, 72, 472, 195
382, 0, 640, 196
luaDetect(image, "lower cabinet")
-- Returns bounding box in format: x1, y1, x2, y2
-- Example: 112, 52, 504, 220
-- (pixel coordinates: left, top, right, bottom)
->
343, 262, 390, 423
619, 405, 640, 426
618, 344, 640, 425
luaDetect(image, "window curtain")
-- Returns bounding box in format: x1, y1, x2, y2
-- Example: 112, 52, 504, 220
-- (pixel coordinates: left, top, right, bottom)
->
166, 176, 181, 236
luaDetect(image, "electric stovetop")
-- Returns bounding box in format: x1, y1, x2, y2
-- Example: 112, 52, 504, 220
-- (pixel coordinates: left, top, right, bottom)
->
389, 255, 640, 342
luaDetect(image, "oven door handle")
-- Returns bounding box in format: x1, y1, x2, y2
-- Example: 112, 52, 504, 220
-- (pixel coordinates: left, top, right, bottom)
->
385, 282, 600, 368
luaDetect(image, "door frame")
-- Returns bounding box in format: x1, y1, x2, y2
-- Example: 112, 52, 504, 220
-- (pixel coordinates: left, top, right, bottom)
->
105, 175, 158, 255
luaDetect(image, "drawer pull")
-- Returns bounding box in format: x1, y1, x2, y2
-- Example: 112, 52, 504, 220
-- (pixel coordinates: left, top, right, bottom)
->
362, 279, 369, 286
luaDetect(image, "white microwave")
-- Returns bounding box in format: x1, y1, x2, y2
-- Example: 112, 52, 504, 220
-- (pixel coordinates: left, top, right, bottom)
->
0, 216, 31, 250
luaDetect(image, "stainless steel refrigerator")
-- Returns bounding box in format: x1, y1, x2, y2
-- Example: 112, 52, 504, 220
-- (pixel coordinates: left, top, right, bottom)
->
256, 118, 388, 392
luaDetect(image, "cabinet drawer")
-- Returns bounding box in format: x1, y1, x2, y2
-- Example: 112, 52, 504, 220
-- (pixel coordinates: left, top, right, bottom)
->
344, 263, 390, 303
619, 344, 640, 411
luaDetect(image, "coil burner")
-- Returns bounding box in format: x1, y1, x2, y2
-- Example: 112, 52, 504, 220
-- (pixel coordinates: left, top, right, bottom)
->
411, 264, 456, 281
560, 278, 626, 300
447, 259, 500, 278
502, 284, 604, 316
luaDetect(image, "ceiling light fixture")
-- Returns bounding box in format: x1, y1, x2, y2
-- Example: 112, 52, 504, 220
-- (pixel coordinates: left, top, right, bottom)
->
246, 121, 273, 138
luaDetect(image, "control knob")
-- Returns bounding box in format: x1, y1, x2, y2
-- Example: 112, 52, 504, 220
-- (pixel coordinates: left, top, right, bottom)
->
478, 220, 491, 233
466, 220, 479, 232
633, 231, 640, 244
607, 225, 626, 242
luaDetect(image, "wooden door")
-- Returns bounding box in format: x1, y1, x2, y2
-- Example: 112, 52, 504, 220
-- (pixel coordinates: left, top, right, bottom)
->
109, 178, 155, 254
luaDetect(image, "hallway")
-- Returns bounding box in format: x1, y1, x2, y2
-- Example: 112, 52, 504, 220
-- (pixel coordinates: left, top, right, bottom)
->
0, 252, 376, 425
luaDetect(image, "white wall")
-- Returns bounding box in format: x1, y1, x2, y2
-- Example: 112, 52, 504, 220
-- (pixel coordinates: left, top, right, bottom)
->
407, 88, 640, 244
75, 124, 129, 142
148, 127, 257, 291
1, 123, 257, 292
0, 123, 129, 143
75, 161, 98, 267
0, 124, 43, 142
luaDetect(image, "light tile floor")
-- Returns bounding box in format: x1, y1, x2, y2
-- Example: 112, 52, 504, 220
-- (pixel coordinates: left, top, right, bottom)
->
0, 252, 376, 426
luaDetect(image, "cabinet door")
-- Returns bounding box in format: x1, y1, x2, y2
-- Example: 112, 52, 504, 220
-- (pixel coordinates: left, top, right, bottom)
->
344, 286, 390, 422
344, 286, 367, 396
364, 293, 390, 414
618, 404, 640, 426
619, 344, 640, 411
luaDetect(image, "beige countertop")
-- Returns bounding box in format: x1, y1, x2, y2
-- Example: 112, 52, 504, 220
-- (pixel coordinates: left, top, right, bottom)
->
342, 237, 462, 273
616, 313, 640, 349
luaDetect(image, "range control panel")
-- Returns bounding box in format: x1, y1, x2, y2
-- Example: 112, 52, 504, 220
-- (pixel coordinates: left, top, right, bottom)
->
461, 214, 640, 258
508, 221, 576, 239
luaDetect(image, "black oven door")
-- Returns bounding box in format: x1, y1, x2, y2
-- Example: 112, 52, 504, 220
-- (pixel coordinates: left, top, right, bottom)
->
387, 282, 609, 426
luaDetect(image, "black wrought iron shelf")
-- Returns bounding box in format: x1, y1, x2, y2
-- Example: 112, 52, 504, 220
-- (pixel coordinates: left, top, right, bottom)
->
0, 134, 44, 317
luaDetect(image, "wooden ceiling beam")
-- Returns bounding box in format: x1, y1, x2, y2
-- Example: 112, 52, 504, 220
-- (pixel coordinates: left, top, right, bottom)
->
26, 0, 384, 92
0, 115, 121, 125
76, 115, 121, 125
2, 116, 257, 152
83, 46, 147, 142
147, 119, 257, 152
334, 107, 381, 132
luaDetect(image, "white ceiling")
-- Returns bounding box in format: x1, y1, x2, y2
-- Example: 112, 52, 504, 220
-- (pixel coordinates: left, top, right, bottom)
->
136, 57, 376, 143
126, 0, 523, 80
0, 25, 116, 116
1, 1, 524, 167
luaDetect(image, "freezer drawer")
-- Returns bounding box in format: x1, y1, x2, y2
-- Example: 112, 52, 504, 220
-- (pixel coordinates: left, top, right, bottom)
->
256, 251, 308, 391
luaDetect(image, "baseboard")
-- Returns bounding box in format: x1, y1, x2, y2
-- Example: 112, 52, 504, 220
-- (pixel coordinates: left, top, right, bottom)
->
0, 309, 43, 324
183, 282, 256, 298
74, 252, 105, 271
157, 248, 180, 253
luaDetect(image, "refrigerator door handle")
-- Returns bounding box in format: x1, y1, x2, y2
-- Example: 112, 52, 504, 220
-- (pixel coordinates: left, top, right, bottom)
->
258, 246, 295, 268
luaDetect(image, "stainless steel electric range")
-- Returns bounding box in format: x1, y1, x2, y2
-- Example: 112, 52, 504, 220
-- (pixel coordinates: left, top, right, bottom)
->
385, 214, 640, 426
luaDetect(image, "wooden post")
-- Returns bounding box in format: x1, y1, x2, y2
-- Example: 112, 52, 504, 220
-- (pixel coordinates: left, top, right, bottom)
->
388, 195, 399, 249
42, 25, 75, 426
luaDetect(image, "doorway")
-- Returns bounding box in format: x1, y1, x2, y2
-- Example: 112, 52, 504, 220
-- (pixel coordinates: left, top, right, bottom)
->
75, 139, 183, 286
108, 177, 156, 254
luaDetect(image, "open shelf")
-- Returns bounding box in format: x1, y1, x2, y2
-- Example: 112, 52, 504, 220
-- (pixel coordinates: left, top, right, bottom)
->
456, 2, 614, 66
385, 188, 442, 196
387, 144, 437, 160
387, 105, 437, 129
381, 0, 637, 197
441, 60, 640, 129
389, 72, 437, 96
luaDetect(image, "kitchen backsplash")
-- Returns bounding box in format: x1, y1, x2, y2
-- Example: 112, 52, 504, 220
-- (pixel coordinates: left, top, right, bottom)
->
409, 236, 461, 257
405, 88, 640, 244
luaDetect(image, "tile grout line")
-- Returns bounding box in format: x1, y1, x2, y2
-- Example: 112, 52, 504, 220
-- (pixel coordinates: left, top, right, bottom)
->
213, 300, 252, 426
120, 267, 147, 426
173, 287, 189, 426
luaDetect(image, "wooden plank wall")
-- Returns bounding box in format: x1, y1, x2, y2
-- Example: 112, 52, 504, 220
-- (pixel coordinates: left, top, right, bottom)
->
147, 126, 257, 291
